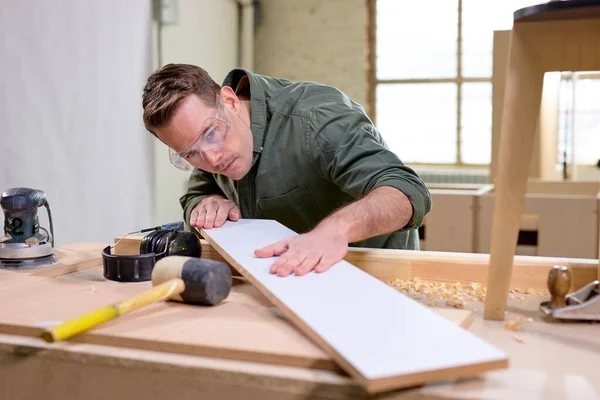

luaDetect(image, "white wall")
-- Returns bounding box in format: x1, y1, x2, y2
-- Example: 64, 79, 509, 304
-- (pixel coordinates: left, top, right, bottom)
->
151, 0, 239, 226
0, 1, 155, 246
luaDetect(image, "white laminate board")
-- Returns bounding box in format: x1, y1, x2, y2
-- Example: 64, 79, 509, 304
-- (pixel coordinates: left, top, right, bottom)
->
201, 219, 508, 393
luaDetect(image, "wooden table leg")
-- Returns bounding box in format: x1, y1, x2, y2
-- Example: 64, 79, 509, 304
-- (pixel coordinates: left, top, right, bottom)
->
484, 29, 546, 320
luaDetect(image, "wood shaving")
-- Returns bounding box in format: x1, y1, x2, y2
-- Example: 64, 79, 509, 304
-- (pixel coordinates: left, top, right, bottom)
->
510, 288, 545, 296
504, 314, 533, 331
387, 278, 547, 309
513, 335, 524, 343
446, 299, 464, 309
387, 277, 487, 306
504, 319, 523, 331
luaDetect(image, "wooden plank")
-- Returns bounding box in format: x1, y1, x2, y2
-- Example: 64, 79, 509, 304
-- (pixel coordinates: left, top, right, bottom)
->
3, 288, 600, 400
115, 236, 599, 293
200, 219, 508, 394
7, 242, 106, 278
114, 235, 228, 264
0, 268, 472, 375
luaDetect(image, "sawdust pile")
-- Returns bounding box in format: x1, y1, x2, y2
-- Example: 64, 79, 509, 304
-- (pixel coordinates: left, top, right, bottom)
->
386, 277, 545, 309
387, 278, 486, 309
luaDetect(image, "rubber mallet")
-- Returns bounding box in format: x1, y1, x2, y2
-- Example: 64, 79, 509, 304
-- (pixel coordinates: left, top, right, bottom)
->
42, 256, 232, 343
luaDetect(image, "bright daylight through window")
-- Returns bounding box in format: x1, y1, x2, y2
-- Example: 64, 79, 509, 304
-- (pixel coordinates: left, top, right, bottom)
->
373, 0, 600, 167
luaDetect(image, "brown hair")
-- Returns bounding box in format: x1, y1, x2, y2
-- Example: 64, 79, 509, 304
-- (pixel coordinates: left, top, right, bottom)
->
142, 63, 221, 135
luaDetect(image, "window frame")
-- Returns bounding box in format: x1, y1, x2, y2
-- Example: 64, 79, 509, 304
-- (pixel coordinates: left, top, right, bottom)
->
366, 0, 492, 168
556, 71, 600, 169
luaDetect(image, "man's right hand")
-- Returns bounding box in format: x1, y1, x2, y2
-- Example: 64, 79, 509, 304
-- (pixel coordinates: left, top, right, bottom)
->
190, 195, 240, 229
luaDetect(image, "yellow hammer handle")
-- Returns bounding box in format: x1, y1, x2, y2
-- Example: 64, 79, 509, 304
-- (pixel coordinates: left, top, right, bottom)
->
42, 278, 185, 343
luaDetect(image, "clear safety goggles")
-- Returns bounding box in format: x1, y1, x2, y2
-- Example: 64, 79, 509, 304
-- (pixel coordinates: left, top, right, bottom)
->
168, 94, 232, 171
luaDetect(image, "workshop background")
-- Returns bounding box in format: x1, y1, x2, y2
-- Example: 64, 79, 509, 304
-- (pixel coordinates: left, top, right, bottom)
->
1, 0, 599, 252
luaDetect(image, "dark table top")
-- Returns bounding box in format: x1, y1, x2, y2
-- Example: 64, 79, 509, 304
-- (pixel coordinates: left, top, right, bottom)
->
515, 0, 600, 22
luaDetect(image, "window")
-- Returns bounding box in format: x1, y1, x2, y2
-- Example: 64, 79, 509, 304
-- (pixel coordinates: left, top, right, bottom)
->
557, 73, 600, 169
370, 0, 539, 166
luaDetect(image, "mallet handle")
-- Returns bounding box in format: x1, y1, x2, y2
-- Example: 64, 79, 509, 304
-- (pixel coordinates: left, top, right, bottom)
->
42, 278, 185, 342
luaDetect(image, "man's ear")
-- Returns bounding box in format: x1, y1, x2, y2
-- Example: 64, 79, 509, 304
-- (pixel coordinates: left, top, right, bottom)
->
219, 86, 242, 113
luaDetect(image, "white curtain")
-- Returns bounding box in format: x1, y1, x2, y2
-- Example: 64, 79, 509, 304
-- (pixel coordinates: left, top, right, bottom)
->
0, 1, 155, 246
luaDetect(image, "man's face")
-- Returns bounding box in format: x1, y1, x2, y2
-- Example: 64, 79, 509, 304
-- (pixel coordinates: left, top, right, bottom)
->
155, 90, 254, 181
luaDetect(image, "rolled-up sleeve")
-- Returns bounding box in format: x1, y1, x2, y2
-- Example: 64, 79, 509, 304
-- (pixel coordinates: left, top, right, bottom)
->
307, 102, 431, 231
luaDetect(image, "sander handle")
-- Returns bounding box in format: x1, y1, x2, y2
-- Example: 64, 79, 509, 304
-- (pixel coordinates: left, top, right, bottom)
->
42, 278, 185, 343
43, 200, 54, 247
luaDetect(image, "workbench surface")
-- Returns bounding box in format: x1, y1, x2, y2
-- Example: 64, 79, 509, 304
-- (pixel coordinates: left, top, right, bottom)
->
1, 266, 598, 400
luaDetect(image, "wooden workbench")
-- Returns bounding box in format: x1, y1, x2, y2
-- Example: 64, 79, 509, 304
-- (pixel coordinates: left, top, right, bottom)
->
1, 243, 598, 399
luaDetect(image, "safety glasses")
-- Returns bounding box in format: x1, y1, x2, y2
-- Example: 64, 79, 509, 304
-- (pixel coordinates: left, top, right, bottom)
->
168, 94, 232, 171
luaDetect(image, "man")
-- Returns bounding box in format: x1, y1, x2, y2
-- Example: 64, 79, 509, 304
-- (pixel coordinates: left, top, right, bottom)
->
142, 64, 431, 277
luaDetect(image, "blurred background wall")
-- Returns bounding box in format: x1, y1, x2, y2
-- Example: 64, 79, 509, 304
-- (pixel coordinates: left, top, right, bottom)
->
1, 0, 599, 249
0, 0, 239, 245
254, 0, 366, 105
0, 1, 155, 246
151, 0, 239, 226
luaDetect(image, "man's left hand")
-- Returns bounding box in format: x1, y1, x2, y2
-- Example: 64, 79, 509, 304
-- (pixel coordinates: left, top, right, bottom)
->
254, 228, 347, 277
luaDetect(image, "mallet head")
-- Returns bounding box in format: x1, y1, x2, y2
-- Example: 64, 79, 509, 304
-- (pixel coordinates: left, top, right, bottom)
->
152, 256, 233, 306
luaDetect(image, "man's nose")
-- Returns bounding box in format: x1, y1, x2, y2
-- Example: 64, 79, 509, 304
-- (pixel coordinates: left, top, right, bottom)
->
203, 150, 222, 167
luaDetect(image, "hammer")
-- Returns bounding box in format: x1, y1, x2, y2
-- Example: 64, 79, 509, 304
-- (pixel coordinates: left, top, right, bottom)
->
42, 256, 232, 343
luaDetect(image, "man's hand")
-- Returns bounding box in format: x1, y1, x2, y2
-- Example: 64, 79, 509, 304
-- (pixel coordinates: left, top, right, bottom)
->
190, 195, 240, 229
254, 227, 347, 277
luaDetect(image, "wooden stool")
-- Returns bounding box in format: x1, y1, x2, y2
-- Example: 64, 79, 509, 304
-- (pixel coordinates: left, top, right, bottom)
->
484, 0, 600, 320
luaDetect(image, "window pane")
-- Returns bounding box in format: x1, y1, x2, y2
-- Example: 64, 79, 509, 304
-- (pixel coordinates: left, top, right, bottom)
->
376, 0, 458, 80
461, 1, 540, 77
573, 78, 600, 165
557, 75, 574, 167
376, 83, 457, 164
460, 82, 492, 164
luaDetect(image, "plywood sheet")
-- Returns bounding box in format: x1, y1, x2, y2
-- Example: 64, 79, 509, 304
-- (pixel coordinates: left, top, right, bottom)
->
0, 269, 471, 374
7, 242, 106, 277
201, 219, 508, 393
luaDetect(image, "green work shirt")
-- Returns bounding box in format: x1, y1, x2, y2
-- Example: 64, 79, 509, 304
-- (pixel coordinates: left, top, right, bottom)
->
179, 68, 431, 250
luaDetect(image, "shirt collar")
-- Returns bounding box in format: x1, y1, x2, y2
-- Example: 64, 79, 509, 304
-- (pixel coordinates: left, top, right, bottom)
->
222, 68, 267, 154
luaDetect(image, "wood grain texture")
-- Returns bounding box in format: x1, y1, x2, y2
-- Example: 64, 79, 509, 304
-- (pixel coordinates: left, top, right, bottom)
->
492, 31, 560, 183
115, 235, 599, 293
3, 290, 600, 400
0, 268, 472, 374
486, 15, 600, 320
114, 235, 228, 264
485, 26, 546, 321
9, 242, 106, 278
201, 219, 508, 393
